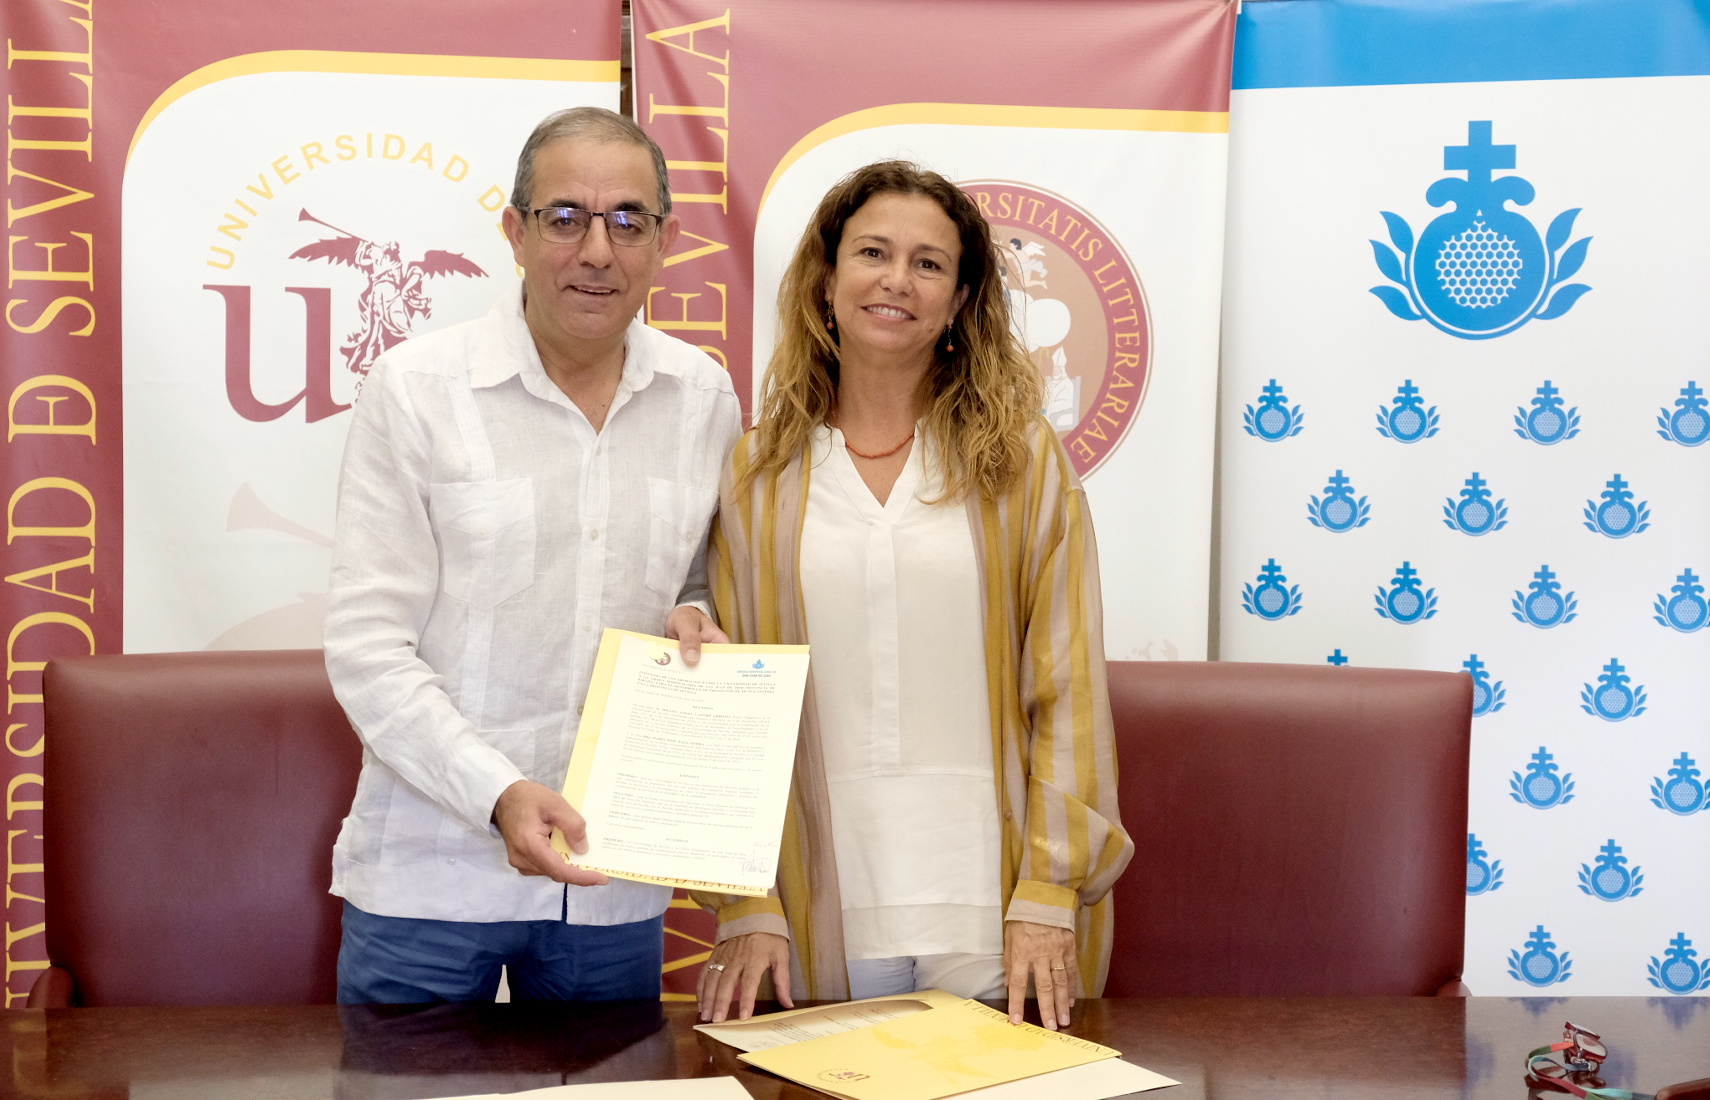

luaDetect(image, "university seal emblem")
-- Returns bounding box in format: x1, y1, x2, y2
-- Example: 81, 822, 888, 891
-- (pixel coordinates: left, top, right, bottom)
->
962, 181, 1149, 476
290, 208, 488, 385
1369, 121, 1592, 340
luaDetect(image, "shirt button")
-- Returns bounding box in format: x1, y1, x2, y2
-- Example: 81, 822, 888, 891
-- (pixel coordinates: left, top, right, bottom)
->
577, 704, 585, 715
475, 529, 489, 539
589, 529, 599, 542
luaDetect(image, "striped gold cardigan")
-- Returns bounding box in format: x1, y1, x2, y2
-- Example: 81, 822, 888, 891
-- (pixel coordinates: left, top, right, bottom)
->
691, 419, 1133, 999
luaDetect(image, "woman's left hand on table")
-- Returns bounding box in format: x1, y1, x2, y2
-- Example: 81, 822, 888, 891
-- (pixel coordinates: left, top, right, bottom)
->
1003, 920, 1078, 1030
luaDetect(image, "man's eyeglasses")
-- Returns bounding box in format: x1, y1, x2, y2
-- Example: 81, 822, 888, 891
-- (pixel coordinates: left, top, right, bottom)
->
529, 206, 664, 247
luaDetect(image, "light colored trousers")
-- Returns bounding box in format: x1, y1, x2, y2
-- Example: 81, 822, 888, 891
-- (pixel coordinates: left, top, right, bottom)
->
846, 953, 1006, 1000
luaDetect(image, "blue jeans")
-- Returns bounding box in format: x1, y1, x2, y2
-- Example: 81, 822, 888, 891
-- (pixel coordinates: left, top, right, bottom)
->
337, 900, 664, 1004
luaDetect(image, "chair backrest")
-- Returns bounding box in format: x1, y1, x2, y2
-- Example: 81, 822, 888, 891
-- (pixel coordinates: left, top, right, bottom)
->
42, 650, 360, 1006
1105, 660, 1470, 996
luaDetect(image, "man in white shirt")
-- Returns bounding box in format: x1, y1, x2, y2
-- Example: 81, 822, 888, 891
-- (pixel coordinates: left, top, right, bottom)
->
324, 107, 741, 1003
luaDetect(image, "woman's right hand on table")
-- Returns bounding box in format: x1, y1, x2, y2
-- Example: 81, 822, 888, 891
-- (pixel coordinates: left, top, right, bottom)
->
697, 931, 793, 1022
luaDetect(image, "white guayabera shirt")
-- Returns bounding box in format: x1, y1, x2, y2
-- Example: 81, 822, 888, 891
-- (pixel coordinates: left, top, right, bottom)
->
324, 291, 741, 926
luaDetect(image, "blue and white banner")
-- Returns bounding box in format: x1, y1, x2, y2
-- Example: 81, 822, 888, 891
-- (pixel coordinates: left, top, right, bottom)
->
1222, 0, 1710, 996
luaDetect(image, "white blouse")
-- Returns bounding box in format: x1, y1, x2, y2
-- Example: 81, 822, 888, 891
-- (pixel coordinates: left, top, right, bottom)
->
799, 425, 1004, 960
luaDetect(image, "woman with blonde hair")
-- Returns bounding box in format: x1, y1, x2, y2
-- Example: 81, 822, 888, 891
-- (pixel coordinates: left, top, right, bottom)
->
694, 161, 1131, 1030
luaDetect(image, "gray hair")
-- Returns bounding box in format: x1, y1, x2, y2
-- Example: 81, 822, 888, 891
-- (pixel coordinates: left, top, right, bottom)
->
510, 107, 673, 216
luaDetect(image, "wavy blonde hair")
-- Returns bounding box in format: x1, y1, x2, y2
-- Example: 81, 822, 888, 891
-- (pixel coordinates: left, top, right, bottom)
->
743, 161, 1044, 502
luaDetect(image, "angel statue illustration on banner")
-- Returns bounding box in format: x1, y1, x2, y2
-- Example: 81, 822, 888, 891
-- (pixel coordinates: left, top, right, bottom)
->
288, 209, 488, 385
994, 236, 1076, 430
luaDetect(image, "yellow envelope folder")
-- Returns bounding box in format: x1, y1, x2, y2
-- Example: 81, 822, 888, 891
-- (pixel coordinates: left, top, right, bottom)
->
739, 998, 1118, 1100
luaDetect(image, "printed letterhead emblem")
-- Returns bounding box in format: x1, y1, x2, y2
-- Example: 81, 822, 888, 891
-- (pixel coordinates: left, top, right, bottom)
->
1370, 121, 1592, 339
963, 181, 1149, 476
290, 208, 488, 386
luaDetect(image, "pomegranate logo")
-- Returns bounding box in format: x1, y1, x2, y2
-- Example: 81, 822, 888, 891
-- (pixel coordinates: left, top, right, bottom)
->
962, 181, 1150, 477
288, 208, 487, 383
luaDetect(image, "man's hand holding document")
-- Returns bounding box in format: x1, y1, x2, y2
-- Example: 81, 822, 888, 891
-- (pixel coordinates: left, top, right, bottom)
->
697, 994, 1179, 1100
553, 629, 809, 894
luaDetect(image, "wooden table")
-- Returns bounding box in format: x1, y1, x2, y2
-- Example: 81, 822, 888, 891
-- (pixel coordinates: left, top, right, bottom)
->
5, 996, 1708, 1099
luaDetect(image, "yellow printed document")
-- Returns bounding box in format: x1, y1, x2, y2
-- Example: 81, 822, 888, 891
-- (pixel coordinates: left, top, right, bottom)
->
554, 629, 809, 896
739, 998, 1118, 1100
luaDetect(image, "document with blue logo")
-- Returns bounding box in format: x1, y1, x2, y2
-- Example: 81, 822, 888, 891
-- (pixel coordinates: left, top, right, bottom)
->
554, 629, 809, 896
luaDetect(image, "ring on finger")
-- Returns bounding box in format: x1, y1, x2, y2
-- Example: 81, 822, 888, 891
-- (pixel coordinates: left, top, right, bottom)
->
1051, 964, 1066, 971
707, 963, 727, 972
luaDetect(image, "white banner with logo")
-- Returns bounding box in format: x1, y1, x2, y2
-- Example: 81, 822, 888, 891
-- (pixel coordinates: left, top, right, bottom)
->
123, 53, 619, 652
634, 0, 1241, 663
1222, 0, 1710, 996
751, 120, 1229, 660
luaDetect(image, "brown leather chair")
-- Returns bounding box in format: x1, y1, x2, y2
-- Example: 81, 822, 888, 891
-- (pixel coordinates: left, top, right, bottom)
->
1104, 660, 1470, 996
29, 650, 360, 1007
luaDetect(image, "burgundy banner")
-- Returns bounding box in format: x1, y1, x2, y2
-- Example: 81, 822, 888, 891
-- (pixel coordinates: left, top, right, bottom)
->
635, 0, 1236, 421
0, 0, 618, 1007
635, 0, 1237, 996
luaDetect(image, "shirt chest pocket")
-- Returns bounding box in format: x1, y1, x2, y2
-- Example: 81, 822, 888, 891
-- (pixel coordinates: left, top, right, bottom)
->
644, 476, 718, 600
430, 478, 537, 609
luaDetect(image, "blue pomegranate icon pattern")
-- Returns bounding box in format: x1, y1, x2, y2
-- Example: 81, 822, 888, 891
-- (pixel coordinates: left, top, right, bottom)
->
1512, 565, 1577, 628
1443, 473, 1508, 535
1651, 753, 1707, 816
1369, 122, 1592, 340
1307, 471, 1370, 532
1243, 380, 1304, 441
1649, 934, 1710, 995
1242, 559, 1302, 619
1580, 658, 1646, 721
1578, 839, 1643, 902
1582, 474, 1650, 538
1509, 925, 1573, 987
1375, 562, 1437, 623
1654, 569, 1707, 633
1657, 381, 1708, 446
1511, 746, 1574, 809
1374, 380, 1440, 442
1464, 654, 1506, 716
1467, 833, 1503, 895
1514, 381, 1581, 445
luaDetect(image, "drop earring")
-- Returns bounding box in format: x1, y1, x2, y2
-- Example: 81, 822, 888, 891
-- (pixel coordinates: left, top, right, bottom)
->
824, 302, 836, 332
944, 321, 956, 353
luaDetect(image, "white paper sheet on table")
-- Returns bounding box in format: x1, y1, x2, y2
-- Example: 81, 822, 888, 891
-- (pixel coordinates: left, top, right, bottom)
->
438, 1077, 752, 1099
958, 1056, 1180, 1097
